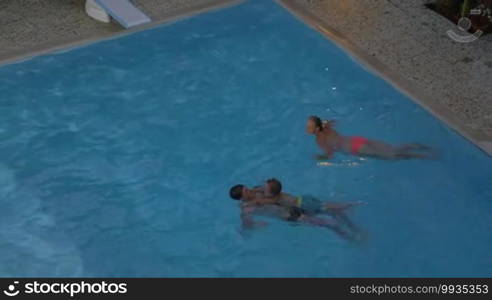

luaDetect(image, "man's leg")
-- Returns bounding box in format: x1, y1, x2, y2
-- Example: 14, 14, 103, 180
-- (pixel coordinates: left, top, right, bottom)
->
298, 215, 353, 241
322, 201, 365, 213
334, 212, 360, 233
321, 202, 366, 239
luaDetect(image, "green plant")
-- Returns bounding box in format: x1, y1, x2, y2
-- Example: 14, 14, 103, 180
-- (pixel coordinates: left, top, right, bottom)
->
435, 0, 461, 15
461, 0, 471, 17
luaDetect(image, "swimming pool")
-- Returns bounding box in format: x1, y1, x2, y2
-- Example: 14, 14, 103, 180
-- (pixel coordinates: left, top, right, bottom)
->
1, 0, 491, 277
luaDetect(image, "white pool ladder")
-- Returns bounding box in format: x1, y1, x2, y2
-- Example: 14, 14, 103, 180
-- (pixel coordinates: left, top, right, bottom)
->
85, 0, 151, 29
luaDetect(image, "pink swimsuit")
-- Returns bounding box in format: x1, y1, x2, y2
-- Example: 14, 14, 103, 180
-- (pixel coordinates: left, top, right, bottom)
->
349, 136, 369, 155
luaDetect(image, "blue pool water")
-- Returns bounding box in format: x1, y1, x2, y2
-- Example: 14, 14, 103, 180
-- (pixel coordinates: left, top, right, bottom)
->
1, 0, 491, 277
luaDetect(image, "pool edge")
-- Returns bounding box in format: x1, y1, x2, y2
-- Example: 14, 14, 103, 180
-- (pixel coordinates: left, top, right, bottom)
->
0, 0, 245, 67
277, 0, 492, 157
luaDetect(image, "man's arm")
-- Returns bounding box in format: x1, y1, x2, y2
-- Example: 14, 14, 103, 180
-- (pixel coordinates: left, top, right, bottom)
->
252, 196, 278, 206
251, 185, 265, 193
240, 205, 267, 229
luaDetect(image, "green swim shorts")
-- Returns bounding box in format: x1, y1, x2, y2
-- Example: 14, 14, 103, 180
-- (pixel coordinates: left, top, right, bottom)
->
296, 195, 322, 214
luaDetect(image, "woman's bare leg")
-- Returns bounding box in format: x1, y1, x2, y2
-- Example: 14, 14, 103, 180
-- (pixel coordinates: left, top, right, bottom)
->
361, 141, 434, 160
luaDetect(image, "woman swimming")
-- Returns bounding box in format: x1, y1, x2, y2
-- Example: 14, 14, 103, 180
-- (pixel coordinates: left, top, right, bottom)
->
306, 115, 435, 160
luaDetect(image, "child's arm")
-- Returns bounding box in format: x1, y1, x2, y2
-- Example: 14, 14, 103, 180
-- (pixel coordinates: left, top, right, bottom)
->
253, 197, 279, 206
250, 186, 265, 193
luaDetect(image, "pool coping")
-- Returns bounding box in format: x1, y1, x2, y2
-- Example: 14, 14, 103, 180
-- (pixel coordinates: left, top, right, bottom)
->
0, 0, 244, 67
277, 0, 492, 157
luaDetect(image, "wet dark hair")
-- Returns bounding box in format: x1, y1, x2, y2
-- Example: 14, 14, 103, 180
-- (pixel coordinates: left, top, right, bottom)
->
309, 115, 323, 131
229, 184, 244, 200
266, 178, 282, 196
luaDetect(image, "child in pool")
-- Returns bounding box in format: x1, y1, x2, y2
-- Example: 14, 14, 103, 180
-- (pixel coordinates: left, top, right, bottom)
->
249, 178, 364, 215
306, 115, 435, 160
